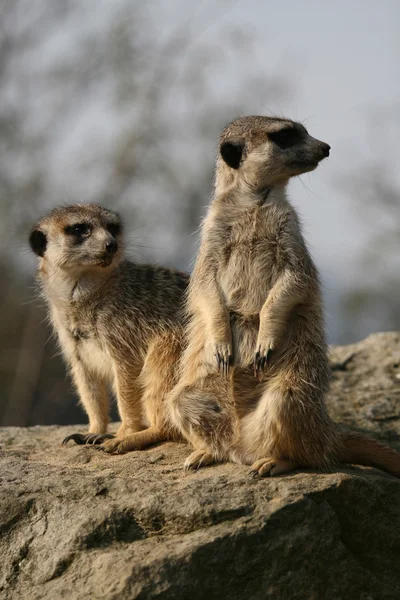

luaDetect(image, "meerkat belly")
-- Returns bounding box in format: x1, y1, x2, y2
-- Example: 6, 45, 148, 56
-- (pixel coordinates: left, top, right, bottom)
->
219, 242, 274, 315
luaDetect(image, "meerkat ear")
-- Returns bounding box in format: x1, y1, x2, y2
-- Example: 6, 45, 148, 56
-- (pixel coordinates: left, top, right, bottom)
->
29, 228, 47, 257
220, 140, 245, 169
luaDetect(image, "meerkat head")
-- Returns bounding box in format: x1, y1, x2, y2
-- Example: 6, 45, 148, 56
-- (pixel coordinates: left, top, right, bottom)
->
217, 116, 330, 190
29, 204, 123, 274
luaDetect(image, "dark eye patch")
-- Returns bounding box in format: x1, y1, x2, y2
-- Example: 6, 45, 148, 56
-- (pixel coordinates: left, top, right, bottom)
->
107, 222, 121, 237
64, 223, 91, 236
269, 128, 302, 149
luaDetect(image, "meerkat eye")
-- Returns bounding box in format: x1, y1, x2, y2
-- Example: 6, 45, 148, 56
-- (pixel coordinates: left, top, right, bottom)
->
269, 128, 302, 149
64, 223, 91, 236
107, 222, 121, 237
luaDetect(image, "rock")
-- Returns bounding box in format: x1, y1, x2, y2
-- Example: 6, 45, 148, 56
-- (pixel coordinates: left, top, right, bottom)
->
329, 331, 400, 444
1, 332, 400, 600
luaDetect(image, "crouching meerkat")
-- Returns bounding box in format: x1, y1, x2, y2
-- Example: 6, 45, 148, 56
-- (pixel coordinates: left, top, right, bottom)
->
29, 204, 187, 452
168, 115, 400, 478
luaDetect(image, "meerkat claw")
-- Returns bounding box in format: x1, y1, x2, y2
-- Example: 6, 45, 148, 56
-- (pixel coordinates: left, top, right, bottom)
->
82, 434, 97, 445
87, 433, 115, 445
253, 351, 260, 378
62, 433, 115, 446
254, 348, 273, 379
62, 433, 86, 446
253, 352, 265, 380
216, 352, 229, 376
222, 354, 231, 377
222, 358, 227, 377
213, 343, 232, 377
266, 348, 272, 366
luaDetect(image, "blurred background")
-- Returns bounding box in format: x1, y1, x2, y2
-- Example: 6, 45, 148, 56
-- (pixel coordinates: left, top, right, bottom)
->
0, 0, 399, 427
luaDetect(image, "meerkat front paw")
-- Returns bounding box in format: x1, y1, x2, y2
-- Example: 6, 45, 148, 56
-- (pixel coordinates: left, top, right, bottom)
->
253, 339, 275, 379
212, 341, 232, 376
62, 432, 115, 446
250, 457, 296, 477
184, 450, 216, 471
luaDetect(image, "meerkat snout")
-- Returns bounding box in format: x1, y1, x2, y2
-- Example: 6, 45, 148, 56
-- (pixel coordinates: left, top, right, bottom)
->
99, 237, 118, 267
319, 141, 330, 158
105, 239, 118, 254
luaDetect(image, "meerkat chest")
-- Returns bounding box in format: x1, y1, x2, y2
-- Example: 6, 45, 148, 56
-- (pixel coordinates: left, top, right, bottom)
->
52, 305, 114, 382
76, 336, 114, 381
69, 314, 114, 380
217, 218, 278, 315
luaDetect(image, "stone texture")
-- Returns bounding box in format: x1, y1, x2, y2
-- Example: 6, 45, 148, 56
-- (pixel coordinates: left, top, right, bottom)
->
1, 332, 400, 600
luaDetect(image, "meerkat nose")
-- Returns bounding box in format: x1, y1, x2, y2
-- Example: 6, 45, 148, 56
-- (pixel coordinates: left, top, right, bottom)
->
320, 142, 331, 157
105, 239, 118, 254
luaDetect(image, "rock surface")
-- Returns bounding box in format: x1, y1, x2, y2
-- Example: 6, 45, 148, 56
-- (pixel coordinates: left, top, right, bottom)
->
1, 332, 400, 600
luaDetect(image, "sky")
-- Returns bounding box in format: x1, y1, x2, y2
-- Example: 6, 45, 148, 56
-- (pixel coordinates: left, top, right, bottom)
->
3, 0, 399, 343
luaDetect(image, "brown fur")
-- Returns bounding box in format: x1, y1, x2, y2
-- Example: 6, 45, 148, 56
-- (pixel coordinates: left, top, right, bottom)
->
168, 116, 400, 478
30, 204, 186, 452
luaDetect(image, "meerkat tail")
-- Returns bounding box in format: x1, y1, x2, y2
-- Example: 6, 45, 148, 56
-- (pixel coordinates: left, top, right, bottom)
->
341, 433, 400, 478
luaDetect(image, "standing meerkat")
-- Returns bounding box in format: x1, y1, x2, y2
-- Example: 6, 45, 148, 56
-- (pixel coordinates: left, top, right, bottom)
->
29, 204, 187, 452
168, 115, 400, 478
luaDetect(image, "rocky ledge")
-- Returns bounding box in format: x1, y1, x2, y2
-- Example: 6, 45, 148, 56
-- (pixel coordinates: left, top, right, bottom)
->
1, 332, 400, 600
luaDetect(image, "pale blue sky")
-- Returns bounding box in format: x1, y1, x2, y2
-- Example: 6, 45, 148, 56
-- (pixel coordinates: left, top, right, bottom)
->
4, 0, 399, 342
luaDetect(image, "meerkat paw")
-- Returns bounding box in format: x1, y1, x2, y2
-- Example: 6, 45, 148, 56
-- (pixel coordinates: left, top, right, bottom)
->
253, 341, 274, 379
97, 428, 165, 454
97, 436, 138, 454
212, 342, 232, 377
62, 432, 115, 446
250, 457, 296, 477
184, 450, 216, 471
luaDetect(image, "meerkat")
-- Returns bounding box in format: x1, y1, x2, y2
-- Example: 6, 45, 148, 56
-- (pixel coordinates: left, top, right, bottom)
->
29, 203, 187, 452
167, 115, 400, 478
